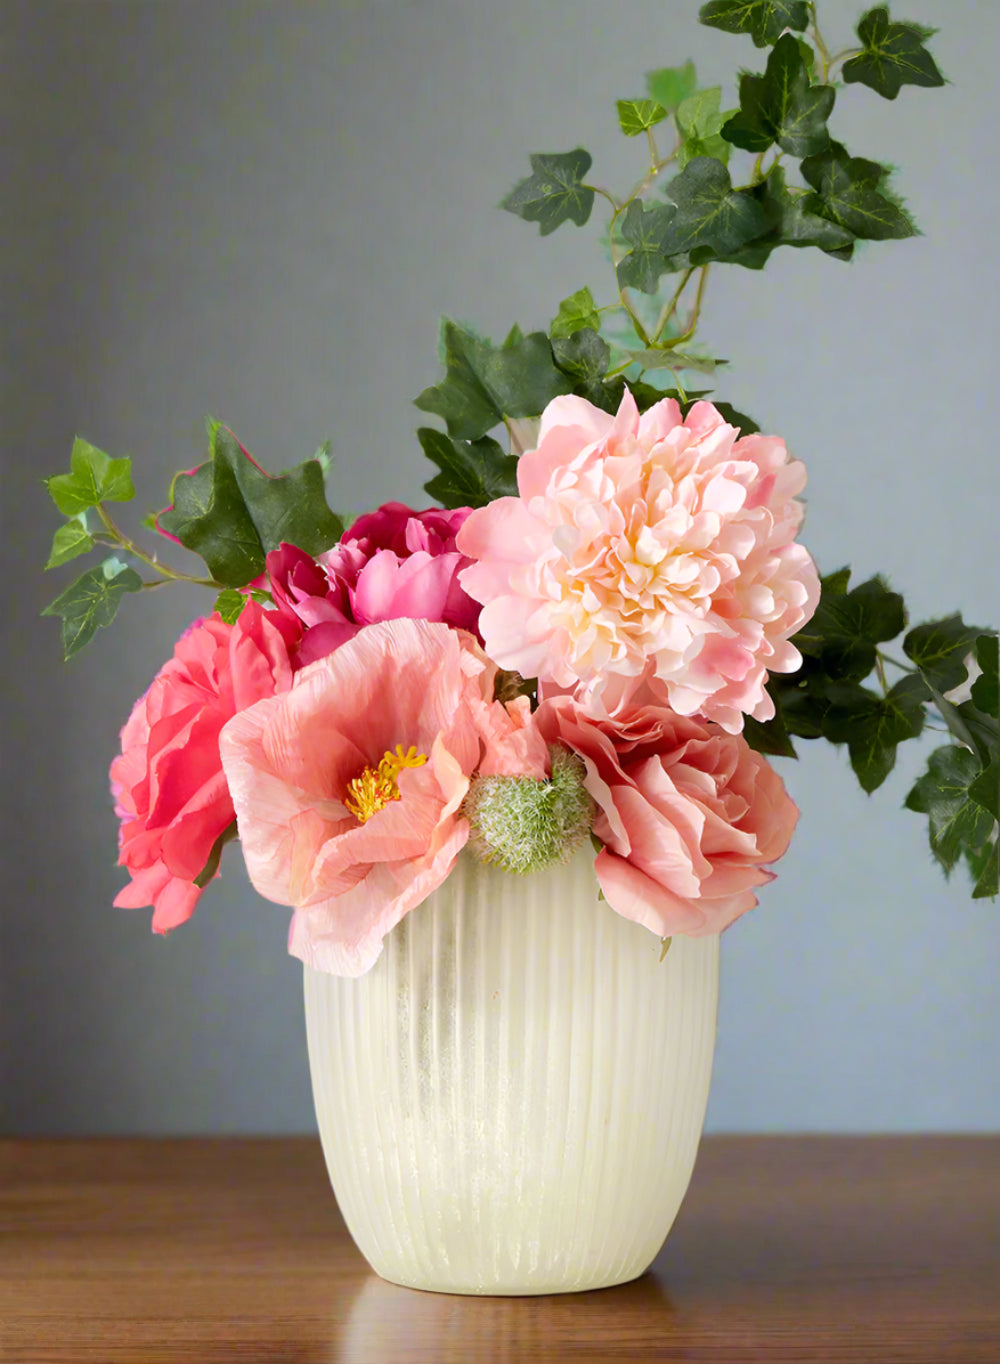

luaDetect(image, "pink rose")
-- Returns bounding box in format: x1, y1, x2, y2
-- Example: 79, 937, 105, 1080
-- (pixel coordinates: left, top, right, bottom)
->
265, 502, 481, 668
536, 694, 798, 939
219, 619, 548, 977
110, 601, 299, 932
458, 391, 820, 733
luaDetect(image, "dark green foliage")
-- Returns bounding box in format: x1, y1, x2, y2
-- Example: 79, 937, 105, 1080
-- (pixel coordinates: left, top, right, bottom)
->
842, 7, 944, 101
501, 149, 596, 235
157, 428, 344, 589
723, 34, 835, 157
419, 428, 520, 509
699, 0, 809, 48
42, 559, 143, 659
800, 143, 916, 241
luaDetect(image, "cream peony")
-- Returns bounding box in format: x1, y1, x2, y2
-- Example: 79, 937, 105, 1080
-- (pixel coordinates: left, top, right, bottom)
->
458, 390, 820, 733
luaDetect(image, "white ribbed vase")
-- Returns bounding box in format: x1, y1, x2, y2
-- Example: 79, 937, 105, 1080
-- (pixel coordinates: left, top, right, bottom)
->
303, 847, 719, 1296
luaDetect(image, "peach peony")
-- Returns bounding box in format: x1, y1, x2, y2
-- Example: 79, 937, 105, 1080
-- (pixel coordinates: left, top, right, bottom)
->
110, 602, 300, 933
536, 693, 798, 938
458, 390, 820, 733
218, 619, 548, 976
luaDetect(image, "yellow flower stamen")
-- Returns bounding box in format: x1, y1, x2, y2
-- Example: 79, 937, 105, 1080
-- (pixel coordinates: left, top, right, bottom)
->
345, 744, 428, 824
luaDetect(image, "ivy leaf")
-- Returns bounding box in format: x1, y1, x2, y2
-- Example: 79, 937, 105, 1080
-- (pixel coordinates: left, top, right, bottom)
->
842, 7, 944, 101
971, 634, 998, 719
794, 572, 906, 681
969, 760, 999, 822
45, 519, 95, 570
415, 321, 573, 440
628, 348, 727, 376
616, 200, 678, 294
699, 0, 809, 48
722, 34, 835, 158
214, 588, 248, 625
646, 62, 698, 112
42, 558, 143, 659
822, 674, 926, 792
157, 428, 344, 589
676, 87, 735, 168
551, 286, 600, 339
743, 707, 797, 758
658, 157, 771, 260
551, 329, 612, 383
617, 98, 668, 137
418, 428, 519, 509
46, 438, 135, 515
906, 746, 997, 875
903, 614, 987, 694
800, 142, 916, 241
501, 149, 596, 236
969, 841, 998, 900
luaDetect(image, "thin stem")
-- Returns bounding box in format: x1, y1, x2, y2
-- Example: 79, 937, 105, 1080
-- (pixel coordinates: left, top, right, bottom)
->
96, 504, 219, 588
585, 184, 620, 213
827, 47, 863, 77
808, 2, 833, 82
664, 263, 710, 348
652, 266, 696, 343
878, 651, 917, 674
875, 652, 889, 694
646, 126, 659, 175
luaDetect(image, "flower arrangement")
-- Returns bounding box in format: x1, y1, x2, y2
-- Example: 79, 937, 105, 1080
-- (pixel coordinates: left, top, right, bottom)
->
42, 2, 998, 980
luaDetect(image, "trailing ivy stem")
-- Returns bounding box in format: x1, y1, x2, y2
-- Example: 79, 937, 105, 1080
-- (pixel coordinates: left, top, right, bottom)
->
751, 149, 768, 184
587, 184, 620, 213
664, 263, 710, 348
652, 266, 696, 343
646, 126, 659, 175
875, 651, 889, 694
95, 503, 219, 588
878, 651, 917, 674
827, 47, 863, 76
808, 2, 833, 82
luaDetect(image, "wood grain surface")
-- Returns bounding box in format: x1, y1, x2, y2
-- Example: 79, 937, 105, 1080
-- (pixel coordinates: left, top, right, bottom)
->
2, 1135, 998, 1362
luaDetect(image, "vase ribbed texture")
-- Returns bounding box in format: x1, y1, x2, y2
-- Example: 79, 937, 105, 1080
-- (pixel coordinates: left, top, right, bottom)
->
304, 847, 719, 1295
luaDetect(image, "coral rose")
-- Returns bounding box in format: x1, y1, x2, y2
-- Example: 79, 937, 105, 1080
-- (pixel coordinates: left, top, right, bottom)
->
266, 502, 480, 668
458, 391, 820, 733
535, 693, 798, 938
218, 618, 548, 976
110, 601, 300, 933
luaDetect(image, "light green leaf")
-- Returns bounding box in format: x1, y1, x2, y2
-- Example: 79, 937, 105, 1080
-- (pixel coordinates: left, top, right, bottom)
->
646, 61, 698, 112
551, 286, 600, 339
46, 438, 135, 515
617, 98, 668, 137
214, 588, 248, 625
45, 519, 95, 570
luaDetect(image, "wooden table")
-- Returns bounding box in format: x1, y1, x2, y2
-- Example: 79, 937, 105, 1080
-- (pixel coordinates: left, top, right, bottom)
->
2, 1136, 998, 1362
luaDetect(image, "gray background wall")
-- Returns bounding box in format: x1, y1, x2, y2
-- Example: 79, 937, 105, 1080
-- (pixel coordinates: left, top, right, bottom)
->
3, 0, 997, 1135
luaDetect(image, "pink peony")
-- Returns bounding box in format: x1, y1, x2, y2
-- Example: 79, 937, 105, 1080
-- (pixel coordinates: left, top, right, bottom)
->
265, 502, 481, 668
110, 601, 300, 933
458, 391, 820, 733
218, 619, 548, 976
536, 693, 798, 938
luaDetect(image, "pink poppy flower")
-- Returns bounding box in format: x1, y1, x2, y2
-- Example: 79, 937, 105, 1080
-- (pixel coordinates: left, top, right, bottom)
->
265, 503, 481, 668
536, 693, 798, 939
110, 601, 300, 933
458, 391, 820, 733
218, 619, 548, 977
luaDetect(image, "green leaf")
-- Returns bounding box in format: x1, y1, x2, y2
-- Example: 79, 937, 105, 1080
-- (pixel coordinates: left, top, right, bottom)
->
794, 573, 906, 681
418, 428, 519, 510
699, 0, 809, 47
906, 746, 997, 875
551, 329, 612, 383
658, 157, 771, 260
157, 427, 344, 589
972, 634, 998, 719
501, 149, 596, 236
968, 840, 998, 900
214, 588, 248, 625
551, 287, 600, 339
800, 142, 916, 242
722, 34, 835, 158
616, 200, 678, 294
904, 614, 987, 694
617, 98, 668, 137
46, 438, 135, 515
628, 348, 727, 376
743, 707, 797, 758
677, 87, 735, 169
45, 519, 95, 570
969, 759, 999, 822
415, 321, 574, 440
709, 401, 761, 434
646, 61, 698, 112
42, 558, 143, 659
842, 6, 944, 101
823, 673, 926, 792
